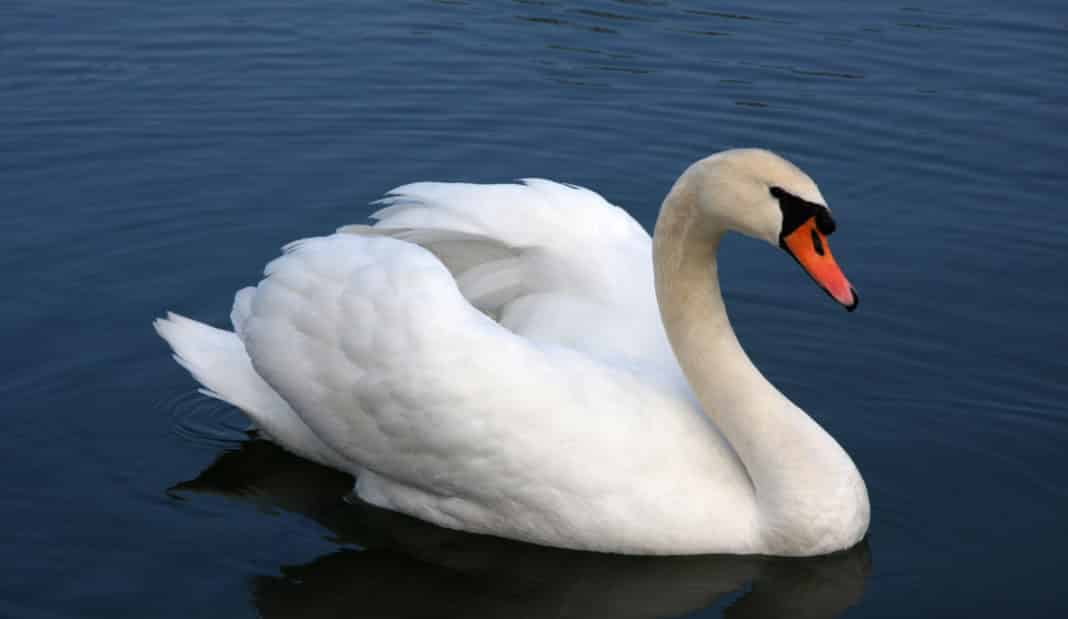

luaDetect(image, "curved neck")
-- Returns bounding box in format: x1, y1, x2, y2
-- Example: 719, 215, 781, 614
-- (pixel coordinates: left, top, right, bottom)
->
653, 169, 867, 554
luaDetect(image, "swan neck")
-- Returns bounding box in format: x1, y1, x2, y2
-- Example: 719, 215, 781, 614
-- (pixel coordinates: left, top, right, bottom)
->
652, 168, 868, 555
653, 171, 765, 455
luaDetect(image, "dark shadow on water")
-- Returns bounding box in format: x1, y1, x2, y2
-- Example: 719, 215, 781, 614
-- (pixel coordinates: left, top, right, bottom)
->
173, 440, 871, 619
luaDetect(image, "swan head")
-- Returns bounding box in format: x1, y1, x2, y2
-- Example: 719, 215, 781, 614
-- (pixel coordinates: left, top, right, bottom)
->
691, 148, 858, 311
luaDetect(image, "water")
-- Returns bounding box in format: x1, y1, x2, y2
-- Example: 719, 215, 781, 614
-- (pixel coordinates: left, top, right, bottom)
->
2, 1, 1065, 617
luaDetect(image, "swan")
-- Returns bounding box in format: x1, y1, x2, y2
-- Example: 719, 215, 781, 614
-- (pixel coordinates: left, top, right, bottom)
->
155, 148, 869, 557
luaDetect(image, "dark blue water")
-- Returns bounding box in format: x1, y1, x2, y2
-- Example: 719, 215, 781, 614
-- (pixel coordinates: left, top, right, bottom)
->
3, 1, 1066, 617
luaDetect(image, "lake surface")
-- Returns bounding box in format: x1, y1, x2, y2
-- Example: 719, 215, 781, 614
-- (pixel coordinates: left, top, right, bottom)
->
3, 1, 1066, 617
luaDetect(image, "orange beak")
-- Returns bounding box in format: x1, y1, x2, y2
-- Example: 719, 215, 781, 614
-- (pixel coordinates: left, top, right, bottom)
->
781, 217, 858, 311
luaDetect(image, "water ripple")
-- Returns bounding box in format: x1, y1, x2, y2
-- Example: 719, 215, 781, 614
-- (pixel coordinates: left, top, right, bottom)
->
159, 390, 251, 450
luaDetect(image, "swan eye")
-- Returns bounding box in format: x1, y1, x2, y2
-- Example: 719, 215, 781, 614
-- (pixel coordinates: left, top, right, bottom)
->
815, 208, 836, 235
771, 186, 837, 238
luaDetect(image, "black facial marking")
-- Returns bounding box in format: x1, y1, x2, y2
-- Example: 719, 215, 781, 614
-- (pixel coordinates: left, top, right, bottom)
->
770, 186, 837, 247
811, 228, 825, 256
816, 208, 836, 235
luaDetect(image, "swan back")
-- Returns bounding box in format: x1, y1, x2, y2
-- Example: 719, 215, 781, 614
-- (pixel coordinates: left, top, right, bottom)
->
342, 179, 675, 366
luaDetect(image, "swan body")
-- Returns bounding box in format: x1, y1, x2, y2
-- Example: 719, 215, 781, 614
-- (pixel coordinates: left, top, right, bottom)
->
156, 149, 869, 556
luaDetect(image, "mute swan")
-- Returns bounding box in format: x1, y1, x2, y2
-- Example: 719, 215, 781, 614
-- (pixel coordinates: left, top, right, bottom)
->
155, 149, 869, 557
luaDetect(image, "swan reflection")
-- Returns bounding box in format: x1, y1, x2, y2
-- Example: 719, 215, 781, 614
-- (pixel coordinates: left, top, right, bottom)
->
174, 440, 871, 619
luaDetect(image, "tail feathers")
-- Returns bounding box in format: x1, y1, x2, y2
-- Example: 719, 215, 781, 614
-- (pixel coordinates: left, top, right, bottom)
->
153, 312, 352, 471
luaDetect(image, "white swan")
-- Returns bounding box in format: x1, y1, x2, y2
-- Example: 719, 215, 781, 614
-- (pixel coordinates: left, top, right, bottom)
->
155, 149, 869, 557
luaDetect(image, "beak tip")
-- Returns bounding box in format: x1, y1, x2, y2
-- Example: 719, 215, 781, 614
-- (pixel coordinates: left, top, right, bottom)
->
844, 287, 859, 312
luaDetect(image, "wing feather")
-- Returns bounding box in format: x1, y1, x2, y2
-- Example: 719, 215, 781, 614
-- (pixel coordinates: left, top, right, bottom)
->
240, 233, 741, 550
349, 179, 673, 364
163, 179, 748, 551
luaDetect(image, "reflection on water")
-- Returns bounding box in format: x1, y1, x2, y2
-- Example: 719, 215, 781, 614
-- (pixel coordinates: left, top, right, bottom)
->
174, 440, 870, 619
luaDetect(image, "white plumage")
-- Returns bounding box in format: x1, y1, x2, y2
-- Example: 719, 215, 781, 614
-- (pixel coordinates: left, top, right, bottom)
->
156, 150, 869, 556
